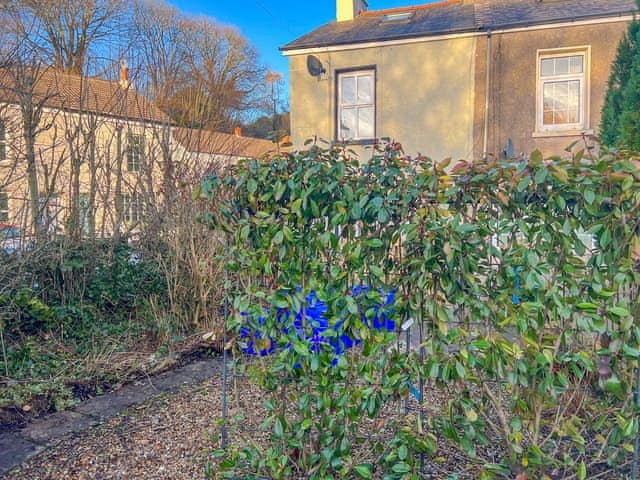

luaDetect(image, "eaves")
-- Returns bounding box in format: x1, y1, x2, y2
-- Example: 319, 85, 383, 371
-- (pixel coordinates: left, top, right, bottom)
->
281, 13, 636, 56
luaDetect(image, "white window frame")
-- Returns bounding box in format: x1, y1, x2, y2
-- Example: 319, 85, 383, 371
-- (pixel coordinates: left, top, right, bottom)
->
337, 69, 376, 141
535, 46, 591, 137
126, 132, 144, 172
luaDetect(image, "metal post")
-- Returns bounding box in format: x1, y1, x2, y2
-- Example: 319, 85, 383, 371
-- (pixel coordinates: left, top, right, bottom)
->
633, 361, 640, 479
419, 300, 425, 473
221, 240, 230, 450
405, 315, 411, 415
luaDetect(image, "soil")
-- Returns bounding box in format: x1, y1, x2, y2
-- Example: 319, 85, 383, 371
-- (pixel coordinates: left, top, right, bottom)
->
0, 341, 220, 432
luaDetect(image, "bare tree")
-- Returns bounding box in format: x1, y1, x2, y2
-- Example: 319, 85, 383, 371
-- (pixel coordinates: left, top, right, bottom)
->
130, 1, 188, 116
180, 19, 266, 130
130, 1, 266, 132
0, 0, 130, 75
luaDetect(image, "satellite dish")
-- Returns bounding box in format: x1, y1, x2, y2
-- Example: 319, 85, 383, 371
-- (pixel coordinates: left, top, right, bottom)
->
307, 55, 326, 77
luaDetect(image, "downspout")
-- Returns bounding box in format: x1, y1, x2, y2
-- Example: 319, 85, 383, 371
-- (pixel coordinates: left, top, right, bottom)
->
482, 30, 492, 160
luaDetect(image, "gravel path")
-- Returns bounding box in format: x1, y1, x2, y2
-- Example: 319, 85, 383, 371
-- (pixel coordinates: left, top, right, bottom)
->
1, 356, 630, 480
1, 361, 481, 480
4, 376, 224, 480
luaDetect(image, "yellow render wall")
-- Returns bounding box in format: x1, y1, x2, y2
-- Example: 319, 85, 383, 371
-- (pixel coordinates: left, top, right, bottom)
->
288, 36, 477, 161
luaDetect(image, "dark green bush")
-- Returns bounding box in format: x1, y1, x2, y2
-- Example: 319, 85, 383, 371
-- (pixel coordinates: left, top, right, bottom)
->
601, 0, 640, 150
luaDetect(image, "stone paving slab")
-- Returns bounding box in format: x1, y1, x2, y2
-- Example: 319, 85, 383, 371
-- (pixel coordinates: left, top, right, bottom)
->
73, 385, 156, 421
149, 371, 195, 392
178, 359, 223, 381
0, 355, 223, 478
74, 383, 158, 420
21, 411, 94, 444
0, 433, 43, 475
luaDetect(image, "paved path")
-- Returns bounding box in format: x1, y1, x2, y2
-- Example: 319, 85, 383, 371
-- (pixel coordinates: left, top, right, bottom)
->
0, 356, 223, 478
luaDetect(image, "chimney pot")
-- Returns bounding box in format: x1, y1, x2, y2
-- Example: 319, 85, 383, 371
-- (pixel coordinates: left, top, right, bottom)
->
337, 0, 368, 21
120, 60, 129, 88
234, 126, 242, 137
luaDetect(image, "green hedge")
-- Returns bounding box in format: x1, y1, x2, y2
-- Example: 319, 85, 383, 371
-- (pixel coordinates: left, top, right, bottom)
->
203, 141, 640, 479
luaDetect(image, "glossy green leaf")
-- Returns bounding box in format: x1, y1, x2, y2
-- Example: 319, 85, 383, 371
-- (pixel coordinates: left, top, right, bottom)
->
354, 463, 372, 479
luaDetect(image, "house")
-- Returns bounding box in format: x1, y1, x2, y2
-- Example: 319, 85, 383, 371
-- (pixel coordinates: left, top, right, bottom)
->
0, 65, 173, 238
173, 127, 279, 167
0, 65, 275, 239
281, 0, 638, 160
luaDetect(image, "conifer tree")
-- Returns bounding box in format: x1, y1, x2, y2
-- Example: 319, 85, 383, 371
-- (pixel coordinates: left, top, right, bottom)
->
601, 3, 640, 149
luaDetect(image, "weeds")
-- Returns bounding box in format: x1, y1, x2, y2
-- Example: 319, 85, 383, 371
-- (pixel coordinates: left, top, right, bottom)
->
0, 235, 224, 427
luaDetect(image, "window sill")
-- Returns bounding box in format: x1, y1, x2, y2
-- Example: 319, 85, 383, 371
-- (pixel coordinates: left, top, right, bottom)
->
334, 138, 377, 146
532, 129, 594, 138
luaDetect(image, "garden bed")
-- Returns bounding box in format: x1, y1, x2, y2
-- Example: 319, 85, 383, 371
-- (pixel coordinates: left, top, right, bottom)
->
0, 333, 221, 431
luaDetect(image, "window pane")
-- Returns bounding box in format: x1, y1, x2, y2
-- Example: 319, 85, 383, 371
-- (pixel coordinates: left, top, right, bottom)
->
565, 110, 578, 123
543, 80, 580, 125
554, 82, 568, 99
341, 76, 356, 105
569, 55, 583, 74
340, 107, 357, 139
555, 110, 569, 124
555, 56, 570, 75
543, 110, 554, 124
554, 94, 568, 112
568, 80, 580, 108
358, 107, 375, 138
541, 58, 554, 77
543, 83, 554, 114
357, 75, 373, 104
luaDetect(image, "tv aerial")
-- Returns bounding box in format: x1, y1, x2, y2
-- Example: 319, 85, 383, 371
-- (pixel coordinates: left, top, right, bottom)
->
307, 55, 326, 77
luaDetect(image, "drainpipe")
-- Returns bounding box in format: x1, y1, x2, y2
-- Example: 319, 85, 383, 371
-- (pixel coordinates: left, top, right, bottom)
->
482, 30, 492, 160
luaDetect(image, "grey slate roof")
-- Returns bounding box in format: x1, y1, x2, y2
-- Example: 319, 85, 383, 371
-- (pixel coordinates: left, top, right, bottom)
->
281, 0, 638, 52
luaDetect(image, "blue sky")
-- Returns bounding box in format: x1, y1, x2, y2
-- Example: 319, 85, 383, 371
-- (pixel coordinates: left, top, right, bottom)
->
167, 0, 437, 107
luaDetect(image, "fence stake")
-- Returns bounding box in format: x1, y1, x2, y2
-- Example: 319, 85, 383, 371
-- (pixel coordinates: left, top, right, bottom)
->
221, 240, 230, 450
419, 301, 425, 474
633, 360, 640, 479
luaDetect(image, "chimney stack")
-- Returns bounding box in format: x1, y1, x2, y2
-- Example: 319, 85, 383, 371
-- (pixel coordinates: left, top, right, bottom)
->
337, 0, 368, 22
120, 60, 129, 89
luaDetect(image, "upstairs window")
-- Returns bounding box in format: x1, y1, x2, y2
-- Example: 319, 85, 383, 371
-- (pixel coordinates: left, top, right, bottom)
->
337, 69, 375, 141
126, 132, 144, 172
0, 192, 8, 221
0, 121, 6, 162
537, 49, 589, 133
